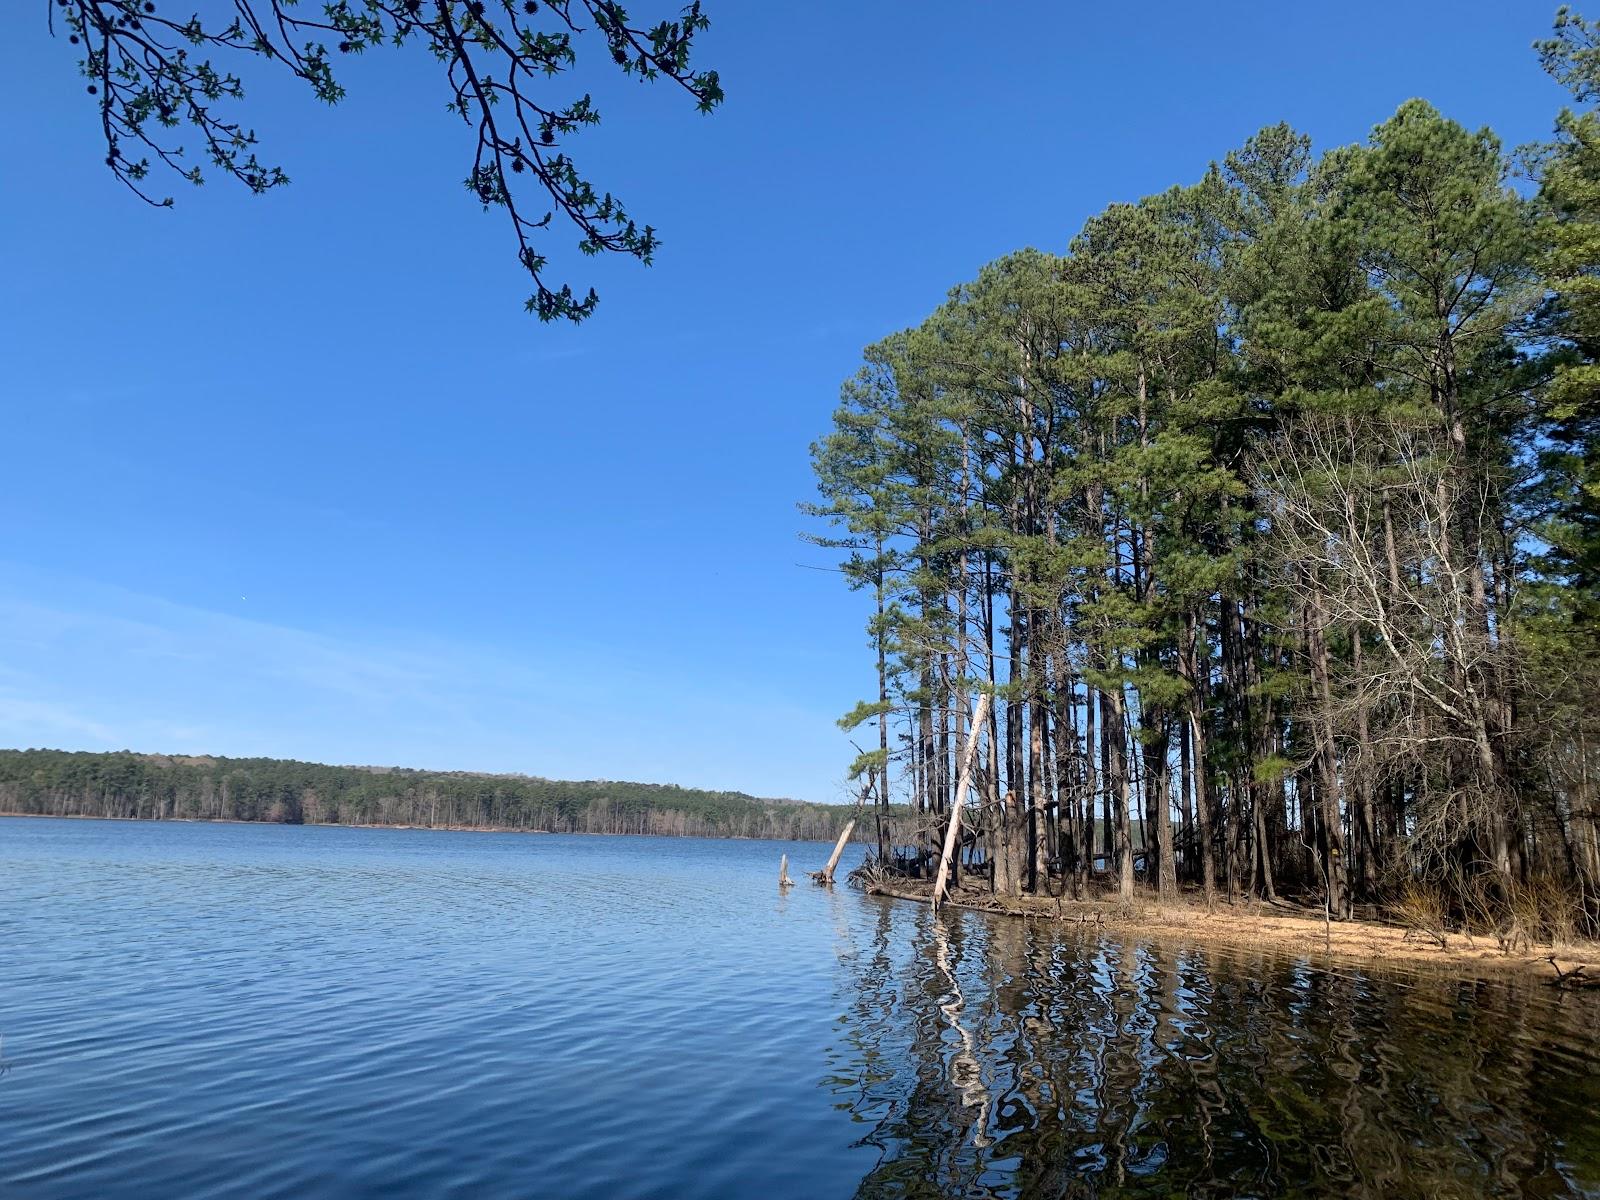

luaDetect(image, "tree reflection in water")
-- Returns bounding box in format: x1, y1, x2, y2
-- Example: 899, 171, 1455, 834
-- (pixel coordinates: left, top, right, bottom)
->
825, 900, 1600, 1199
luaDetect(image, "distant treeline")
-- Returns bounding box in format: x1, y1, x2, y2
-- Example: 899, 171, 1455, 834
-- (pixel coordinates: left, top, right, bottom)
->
0, 749, 865, 841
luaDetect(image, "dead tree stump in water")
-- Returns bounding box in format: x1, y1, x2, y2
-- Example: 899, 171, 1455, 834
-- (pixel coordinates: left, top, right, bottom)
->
779, 853, 794, 888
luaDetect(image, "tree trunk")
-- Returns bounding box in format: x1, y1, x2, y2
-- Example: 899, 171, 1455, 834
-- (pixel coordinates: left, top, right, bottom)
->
1181, 605, 1218, 902
1306, 580, 1349, 917
1104, 687, 1135, 899
1147, 714, 1177, 901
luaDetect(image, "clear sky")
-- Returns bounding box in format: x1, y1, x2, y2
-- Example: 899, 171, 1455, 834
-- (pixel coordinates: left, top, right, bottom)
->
0, 0, 1571, 800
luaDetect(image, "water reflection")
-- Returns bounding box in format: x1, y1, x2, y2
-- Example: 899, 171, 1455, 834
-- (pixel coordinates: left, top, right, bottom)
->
829, 903, 1600, 1199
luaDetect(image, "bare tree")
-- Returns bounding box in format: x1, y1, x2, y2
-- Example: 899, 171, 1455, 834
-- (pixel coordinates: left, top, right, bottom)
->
1253, 412, 1521, 895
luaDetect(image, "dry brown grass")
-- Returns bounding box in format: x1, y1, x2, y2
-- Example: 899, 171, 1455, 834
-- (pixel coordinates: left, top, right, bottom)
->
1389, 880, 1450, 950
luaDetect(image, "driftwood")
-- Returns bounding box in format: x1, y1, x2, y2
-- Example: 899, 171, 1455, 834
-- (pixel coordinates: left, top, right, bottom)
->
932, 693, 993, 913
871, 878, 1113, 928
811, 819, 856, 885
874, 881, 1018, 917
779, 853, 794, 888
1547, 957, 1600, 989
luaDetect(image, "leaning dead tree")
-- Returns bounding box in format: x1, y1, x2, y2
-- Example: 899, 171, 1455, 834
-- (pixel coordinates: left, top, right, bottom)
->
811, 818, 858, 886
933, 693, 992, 911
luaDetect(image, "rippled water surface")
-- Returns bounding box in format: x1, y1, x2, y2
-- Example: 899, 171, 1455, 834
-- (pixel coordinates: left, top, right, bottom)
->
2, 817, 1598, 1198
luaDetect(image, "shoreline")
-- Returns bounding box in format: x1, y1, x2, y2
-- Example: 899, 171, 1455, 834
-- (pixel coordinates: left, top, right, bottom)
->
866, 877, 1600, 986
0, 810, 840, 843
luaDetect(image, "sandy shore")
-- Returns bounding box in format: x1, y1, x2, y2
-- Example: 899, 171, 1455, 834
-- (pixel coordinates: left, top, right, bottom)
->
866, 877, 1600, 986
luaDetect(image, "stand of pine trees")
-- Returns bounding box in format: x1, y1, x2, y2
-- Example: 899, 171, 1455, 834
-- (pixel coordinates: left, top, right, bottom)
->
810, 12, 1600, 935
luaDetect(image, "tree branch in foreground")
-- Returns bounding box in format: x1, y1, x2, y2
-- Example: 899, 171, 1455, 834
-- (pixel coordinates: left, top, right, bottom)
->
47, 0, 723, 321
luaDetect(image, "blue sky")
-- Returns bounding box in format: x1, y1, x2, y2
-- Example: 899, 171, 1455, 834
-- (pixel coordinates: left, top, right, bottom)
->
0, 0, 1570, 800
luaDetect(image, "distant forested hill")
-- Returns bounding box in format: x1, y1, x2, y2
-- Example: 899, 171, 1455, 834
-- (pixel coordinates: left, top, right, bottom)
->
0, 749, 861, 841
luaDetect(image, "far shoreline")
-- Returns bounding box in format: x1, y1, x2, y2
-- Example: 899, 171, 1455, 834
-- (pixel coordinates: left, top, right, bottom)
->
0, 810, 840, 843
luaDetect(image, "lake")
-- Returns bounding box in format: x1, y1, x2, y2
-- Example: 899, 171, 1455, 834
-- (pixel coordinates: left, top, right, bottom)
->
1, 816, 1597, 1198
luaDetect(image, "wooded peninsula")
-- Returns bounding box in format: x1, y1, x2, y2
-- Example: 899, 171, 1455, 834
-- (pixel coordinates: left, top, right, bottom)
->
0, 749, 858, 841
809, 10, 1600, 949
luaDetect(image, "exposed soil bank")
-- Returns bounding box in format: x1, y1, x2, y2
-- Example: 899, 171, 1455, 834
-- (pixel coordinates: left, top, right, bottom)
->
866, 877, 1600, 987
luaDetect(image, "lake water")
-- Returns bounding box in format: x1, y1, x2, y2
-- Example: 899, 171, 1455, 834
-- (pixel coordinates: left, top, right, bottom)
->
2, 817, 1597, 1199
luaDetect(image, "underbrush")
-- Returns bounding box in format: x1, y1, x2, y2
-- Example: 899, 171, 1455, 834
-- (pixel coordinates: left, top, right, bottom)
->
1387, 872, 1592, 954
